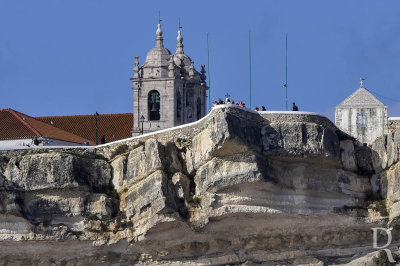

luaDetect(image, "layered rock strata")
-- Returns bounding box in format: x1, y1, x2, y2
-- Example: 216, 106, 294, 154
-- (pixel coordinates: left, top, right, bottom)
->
0, 106, 398, 265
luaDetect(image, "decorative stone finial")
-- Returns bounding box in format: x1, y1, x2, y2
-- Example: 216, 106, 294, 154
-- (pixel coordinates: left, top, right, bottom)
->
133, 56, 139, 78
360, 77, 365, 88
156, 23, 164, 48
200, 64, 206, 84
168, 55, 175, 78
176, 30, 184, 54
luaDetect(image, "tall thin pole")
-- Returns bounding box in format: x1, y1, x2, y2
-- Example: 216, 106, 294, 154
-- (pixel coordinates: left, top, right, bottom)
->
285, 33, 288, 111
249, 30, 252, 109
95, 112, 99, 145
207, 33, 211, 111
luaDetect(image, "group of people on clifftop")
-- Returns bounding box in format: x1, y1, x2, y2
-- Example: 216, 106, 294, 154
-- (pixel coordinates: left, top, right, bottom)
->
212, 98, 246, 107
212, 96, 299, 112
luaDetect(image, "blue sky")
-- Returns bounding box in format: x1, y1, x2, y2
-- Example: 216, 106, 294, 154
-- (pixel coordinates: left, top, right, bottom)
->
1, 0, 400, 120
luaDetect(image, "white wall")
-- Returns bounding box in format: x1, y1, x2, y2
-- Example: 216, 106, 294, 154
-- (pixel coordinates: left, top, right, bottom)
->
335, 106, 387, 144
0, 138, 84, 148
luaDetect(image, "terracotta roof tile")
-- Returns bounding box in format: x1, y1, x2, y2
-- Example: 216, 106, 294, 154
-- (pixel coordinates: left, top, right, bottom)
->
36, 113, 133, 144
0, 108, 92, 145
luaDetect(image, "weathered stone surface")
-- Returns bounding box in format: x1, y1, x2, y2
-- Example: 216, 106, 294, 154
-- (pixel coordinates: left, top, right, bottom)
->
194, 151, 268, 194
371, 131, 400, 172
111, 155, 127, 193
0, 106, 399, 265
127, 170, 177, 218
261, 122, 340, 160
378, 161, 400, 221
172, 172, 190, 200
186, 110, 262, 174
126, 139, 181, 186
124, 170, 180, 239
340, 139, 357, 171
354, 144, 375, 175
3, 153, 111, 191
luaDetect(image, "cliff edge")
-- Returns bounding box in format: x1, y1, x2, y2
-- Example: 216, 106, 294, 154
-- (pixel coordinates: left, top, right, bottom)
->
0, 106, 399, 265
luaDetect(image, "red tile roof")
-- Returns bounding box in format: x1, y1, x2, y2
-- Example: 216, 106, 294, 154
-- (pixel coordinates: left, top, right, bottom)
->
0, 109, 92, 144
36, 113, 133, 144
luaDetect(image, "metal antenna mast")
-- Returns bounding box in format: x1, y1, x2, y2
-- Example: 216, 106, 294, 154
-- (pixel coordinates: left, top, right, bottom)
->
158, 11, 162, 23
285, 33, 288, 111
249, 30, 252, 109
207, 33, 211, 111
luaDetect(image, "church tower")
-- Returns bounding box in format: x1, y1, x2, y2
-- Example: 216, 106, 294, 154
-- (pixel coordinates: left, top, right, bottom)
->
130, 23, 208, 136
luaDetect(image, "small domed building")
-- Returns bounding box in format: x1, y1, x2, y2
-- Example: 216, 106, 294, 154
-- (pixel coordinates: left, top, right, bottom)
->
131, 23, 208, 136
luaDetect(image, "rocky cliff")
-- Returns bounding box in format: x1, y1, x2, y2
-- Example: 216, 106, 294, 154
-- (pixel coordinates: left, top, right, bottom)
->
0, 106, 399, 265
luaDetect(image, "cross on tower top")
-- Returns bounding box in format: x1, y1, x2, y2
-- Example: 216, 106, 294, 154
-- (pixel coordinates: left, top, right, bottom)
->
360, 77, 365, 88
158, 11, 162, 24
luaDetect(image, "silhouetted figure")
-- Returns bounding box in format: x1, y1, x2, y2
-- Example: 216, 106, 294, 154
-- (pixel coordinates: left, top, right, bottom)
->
101, 136, 106, 144
261, 106, 266, 111
33, 137, 39, 146
292, 102, 299, 111
255, 107, 259, 111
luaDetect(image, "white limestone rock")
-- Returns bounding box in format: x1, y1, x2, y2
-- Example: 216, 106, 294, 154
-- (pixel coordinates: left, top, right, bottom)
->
111, 155, 127, 193
3, 152, 111, 191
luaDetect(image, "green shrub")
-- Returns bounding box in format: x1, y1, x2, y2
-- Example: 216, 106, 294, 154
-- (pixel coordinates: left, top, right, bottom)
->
94, 153, 108, 161
373, 250, 399, 265
188, 195, 201, 207
87, 213, 99, 221
368, 200, 389, 217
176, 137, 190, 145
110, 144, 129, 159
113, 211, 131, 233
178, 206, 189, 219
132, 141, 144, 149
100, 222, 108, 232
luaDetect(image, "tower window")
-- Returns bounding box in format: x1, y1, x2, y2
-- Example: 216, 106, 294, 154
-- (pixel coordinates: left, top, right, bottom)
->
177, 93, 182, 120
197, 98, 201, 120
148, 90, 160, 121
356, 112, 367, 127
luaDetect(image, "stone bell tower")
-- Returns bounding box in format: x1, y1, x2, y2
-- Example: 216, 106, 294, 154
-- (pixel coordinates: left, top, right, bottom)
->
130, 23, 208, 136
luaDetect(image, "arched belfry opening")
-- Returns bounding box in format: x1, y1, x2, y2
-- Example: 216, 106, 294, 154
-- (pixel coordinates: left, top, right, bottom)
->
148, 90, 160, 121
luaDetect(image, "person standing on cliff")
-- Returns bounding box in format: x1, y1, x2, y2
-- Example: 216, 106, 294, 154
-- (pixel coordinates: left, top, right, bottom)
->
292, 102, 299, 111
33, 137, 39, 146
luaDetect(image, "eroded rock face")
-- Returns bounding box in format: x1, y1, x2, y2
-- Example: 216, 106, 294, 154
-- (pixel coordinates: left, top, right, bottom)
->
262, 122, 339, 159
0, 107, 398, 265
4, 153, 111, 191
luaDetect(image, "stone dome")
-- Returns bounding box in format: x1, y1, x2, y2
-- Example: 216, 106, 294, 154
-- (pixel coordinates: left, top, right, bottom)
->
173, 53, 193, 71
144, 47, 172, 67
